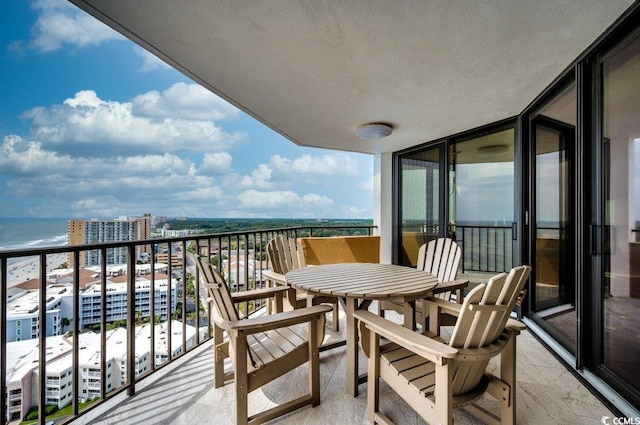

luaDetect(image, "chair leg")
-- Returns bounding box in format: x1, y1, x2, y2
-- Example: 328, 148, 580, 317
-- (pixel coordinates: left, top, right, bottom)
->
332, 302, 340, 332
309, 319, 321, 406
500, 335, 517, 425
367, 332, 380, 423
235, 333, 249, 425
214, 324, 226, 388
433, 361, 454, 425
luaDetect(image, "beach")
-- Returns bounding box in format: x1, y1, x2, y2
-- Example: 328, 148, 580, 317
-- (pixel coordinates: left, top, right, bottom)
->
6, 253, 69, 288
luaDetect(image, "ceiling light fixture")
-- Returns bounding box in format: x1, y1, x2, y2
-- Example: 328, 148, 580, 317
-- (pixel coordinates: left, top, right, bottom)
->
476, 144, 509, 156
355, 123, 393, 139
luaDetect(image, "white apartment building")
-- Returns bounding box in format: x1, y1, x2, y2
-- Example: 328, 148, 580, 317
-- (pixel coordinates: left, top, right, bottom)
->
6, 274, 177, 341
5, 321, 198, 423
79, 276, 177, 327
5, 286, 68, 342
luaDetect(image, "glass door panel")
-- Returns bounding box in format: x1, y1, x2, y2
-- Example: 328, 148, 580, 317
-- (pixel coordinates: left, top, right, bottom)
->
399, 146, 441, 267
600, 31, 640, 394
531, 84, 577, 353
449, 129, 515, 273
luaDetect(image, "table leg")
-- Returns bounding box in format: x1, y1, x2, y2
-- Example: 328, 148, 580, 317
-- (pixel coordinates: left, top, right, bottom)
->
342, 297, 359, 397
403, 299, 417, 330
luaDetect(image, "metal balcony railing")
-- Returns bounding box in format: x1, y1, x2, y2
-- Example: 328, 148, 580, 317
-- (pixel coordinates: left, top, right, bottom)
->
1, 224, 375, 424
455, 224, 514, 273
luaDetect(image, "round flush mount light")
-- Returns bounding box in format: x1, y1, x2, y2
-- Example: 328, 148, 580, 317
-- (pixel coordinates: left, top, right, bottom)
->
476, 144, 509, 156
355, 123, 393, 139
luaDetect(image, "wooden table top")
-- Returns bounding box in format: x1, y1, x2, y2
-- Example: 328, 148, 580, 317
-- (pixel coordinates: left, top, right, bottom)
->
285, 263, 439, 300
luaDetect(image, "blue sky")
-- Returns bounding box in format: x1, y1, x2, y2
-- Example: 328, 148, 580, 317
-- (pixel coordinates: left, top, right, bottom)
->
0, 0, 373, 219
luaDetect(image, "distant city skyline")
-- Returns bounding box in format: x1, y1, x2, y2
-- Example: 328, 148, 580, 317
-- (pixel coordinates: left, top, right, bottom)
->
0, 0, 373, 219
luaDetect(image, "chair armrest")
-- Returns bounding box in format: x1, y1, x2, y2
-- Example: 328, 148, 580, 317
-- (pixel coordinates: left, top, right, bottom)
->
261, 270, 287, 286
425, 297, 464, 316
354, 310, 458, 365
430, 278, 468, 295
230, 285, 290, 303
506, 318, 526, 332
226, 304, 332, 334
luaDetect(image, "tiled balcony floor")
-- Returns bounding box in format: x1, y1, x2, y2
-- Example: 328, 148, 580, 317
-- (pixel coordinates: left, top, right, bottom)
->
80, 308, 615, 425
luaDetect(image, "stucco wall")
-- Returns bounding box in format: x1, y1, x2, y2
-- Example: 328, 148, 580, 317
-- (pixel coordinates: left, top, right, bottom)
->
299, 236, 380, 265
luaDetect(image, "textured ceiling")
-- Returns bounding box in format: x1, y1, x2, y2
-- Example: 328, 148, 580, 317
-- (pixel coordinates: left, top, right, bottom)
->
69, 0, 635, 154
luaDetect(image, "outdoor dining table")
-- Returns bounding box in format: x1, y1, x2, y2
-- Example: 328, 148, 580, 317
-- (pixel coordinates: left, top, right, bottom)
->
285, 262, 448, 397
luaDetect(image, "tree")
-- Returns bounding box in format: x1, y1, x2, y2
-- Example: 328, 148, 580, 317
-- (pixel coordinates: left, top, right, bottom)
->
60, 317, 71, 332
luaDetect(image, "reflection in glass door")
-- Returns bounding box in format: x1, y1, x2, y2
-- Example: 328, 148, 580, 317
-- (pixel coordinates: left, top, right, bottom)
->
398, 145, 441, 267
449, 129, 515, 273
599, 31, 640, 396
531, 85, 577, 353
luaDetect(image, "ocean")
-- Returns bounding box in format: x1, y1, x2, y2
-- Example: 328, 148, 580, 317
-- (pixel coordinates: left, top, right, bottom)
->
0, 217, 69, 251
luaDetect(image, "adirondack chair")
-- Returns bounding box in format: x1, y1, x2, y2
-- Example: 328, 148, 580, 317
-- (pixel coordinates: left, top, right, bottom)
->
264, 235, 341, 331
196, 257, 332, 425
379, 237, 463, 329
356, 265, 531, 425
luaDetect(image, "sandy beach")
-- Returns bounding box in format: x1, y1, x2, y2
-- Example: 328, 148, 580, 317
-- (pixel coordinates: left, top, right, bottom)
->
5, 253, 69, 288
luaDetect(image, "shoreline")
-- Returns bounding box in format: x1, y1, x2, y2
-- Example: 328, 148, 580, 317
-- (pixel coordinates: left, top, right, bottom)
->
5, 253, 68, 288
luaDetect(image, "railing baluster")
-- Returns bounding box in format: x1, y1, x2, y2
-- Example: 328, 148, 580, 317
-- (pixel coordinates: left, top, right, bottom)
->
100, 248, 107, 399
167, 242, 172, 363
181, 240, 187, 354
72, 250, 80, 416
38, 254, 46, 425
0, 257, 6, 425
150, 244, 156, 368
127, 244, 136, 396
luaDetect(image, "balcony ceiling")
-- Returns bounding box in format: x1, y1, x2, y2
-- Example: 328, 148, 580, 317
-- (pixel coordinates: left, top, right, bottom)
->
69, 0, 634, 154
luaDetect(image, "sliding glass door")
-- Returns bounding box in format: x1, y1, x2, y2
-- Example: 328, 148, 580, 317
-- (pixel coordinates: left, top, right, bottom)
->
596, 29, 640, 399
396, 125, 516, 273
531, 99, 577, 352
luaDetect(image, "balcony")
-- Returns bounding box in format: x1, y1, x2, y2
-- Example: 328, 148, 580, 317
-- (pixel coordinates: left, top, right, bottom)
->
0, 225, 616, 424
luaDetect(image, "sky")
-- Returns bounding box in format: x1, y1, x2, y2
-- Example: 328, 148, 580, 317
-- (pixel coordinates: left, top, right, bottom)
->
0, 0, 374, 220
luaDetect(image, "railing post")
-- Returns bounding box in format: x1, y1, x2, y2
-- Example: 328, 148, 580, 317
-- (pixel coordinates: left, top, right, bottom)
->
72, 251, 80, 417
100, 248, 108, 400
38, 254, 47, 425
150, 244, 156, 367
127, 244, 136, 396
0, 257, 6, 425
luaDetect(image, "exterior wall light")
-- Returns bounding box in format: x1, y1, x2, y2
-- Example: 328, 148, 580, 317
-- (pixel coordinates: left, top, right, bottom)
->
355, 123, 393, 139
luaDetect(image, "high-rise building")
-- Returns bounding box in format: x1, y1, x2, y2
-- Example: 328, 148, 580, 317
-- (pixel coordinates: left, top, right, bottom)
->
68, 214, 152, 267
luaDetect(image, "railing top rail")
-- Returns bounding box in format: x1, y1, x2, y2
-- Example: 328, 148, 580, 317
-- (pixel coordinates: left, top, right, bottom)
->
0, 225, 377, 259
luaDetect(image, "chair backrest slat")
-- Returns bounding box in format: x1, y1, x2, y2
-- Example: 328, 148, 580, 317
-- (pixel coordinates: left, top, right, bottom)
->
268, 235, 303, 274
417, 238, 461, 300
196, 256, 240, 322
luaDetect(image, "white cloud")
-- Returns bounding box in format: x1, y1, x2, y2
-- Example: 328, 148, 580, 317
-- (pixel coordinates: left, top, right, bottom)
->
133, 45, 172, 73
270, 153, 359, 176
359, 177, 374, 192
237, 189, 333, 211
341, 205, 368, 217
132, 82, 239, 121
21, 85, 242, 155
0, 135, 72, 175
201, 152, 232, 175
236, 164, 273, 190
29, 0, 124, 52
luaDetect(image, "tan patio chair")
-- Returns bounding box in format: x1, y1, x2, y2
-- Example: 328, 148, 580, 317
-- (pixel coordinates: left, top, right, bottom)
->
196, 257, 332, 425
264, 235, 340, 331
356, 265, 531, 425
379, 237, 463, 329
